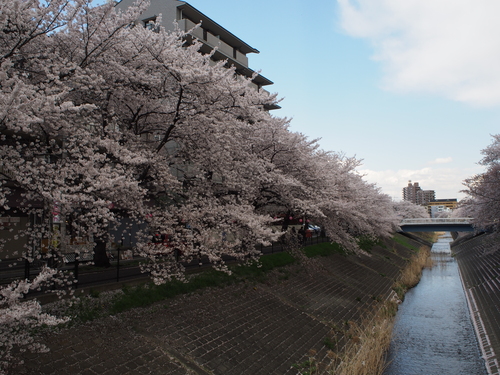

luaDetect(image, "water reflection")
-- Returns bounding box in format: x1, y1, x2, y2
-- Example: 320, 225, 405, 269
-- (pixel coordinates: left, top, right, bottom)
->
384, 232, 487, 375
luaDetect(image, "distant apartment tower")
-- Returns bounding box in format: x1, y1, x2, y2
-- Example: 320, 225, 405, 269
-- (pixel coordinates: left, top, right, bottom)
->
402, 181, 435, 206
403, 181, 420, 203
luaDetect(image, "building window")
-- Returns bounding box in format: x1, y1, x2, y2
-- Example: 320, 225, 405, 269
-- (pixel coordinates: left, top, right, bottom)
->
143, 17, 157, 31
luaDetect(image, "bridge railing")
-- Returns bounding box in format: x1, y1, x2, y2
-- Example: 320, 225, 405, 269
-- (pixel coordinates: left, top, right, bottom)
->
400, 218, 474, 225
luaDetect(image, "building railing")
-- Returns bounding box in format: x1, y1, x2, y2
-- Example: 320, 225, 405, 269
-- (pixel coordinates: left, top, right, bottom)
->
177, 19, 249, 67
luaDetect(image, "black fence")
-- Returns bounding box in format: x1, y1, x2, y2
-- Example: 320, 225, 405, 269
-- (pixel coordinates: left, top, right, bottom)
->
0, 233, 330, 292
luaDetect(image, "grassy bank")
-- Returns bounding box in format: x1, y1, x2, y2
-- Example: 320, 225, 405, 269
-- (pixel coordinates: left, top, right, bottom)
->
110, 251, 296, 314
55, 239, 381, 323
46, 251, 297, 323
302, 236, 382, 258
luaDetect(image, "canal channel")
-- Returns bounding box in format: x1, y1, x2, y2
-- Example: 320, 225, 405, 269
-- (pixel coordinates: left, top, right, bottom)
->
384, 232, 487, 374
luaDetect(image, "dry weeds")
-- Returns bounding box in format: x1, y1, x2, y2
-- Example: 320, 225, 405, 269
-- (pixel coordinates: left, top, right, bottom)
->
328, 300, 397, 375
393, 246, 433, 300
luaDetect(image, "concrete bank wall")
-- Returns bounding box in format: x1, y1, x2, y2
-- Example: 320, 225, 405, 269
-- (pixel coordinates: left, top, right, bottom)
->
17, 235, 423, 375
452, 232, 500, 375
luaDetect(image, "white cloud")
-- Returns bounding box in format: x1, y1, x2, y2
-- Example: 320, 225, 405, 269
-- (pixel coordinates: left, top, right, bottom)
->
337, 0, 500, 106
428, 157, 453, 165
359, 166, 482, 201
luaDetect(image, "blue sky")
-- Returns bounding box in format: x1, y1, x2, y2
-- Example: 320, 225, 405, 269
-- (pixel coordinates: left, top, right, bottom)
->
113, 0, 500, 201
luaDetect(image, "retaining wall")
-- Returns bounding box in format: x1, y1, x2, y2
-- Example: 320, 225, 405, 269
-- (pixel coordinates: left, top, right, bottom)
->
453, 232, 500, 375
16, 235, 422, 375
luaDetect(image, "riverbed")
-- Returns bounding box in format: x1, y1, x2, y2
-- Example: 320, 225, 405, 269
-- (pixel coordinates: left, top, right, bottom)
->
384, 232, 487, 374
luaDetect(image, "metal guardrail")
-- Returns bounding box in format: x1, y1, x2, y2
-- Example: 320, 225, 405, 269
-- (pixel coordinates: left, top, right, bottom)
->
400, 218, 474, 225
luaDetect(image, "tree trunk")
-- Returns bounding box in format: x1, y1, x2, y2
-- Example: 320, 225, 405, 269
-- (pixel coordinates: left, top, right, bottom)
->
93, 237, 110, 268
281, 212, 292, 232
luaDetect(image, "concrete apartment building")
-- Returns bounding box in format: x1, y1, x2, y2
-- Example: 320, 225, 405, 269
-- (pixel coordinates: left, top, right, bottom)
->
417, 189, 436, 206
402, 180, 436, 206
402, 181, 420, 203
116, 0, 276, 108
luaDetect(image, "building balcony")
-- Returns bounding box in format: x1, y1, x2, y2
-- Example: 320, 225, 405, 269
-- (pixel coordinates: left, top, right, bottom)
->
177, 18, 273, 88
178, 19, 248, 67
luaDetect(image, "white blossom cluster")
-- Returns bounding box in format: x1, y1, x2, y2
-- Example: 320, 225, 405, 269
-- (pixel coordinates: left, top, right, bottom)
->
0, 267, 69, 373
461, 134, 500, 230
392, 200, 430, 220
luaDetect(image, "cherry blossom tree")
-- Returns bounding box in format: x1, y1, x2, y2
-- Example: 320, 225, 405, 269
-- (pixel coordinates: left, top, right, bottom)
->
0, 0, 403, 277
0, 0, 404, 367
0, 267, 69, 373
450, 205, 470, 219
0, 0, 283, 365
245, 116, 399, 253
392, 200, 430, 220
462, 134, 500, 231
314, 153, 399, 252
0, 0, 284, 278
0, 0, 151, 364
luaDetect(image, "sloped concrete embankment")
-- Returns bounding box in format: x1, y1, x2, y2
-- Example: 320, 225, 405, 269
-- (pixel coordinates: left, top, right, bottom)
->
17, 236, 421, 375
452, 232, 500, 375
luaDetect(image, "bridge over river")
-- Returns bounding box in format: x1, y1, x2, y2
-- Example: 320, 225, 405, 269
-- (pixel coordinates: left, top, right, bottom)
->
399, 218, 474, 232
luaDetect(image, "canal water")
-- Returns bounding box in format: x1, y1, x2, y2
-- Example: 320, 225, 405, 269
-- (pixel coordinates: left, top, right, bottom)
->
384, 232, 487, 375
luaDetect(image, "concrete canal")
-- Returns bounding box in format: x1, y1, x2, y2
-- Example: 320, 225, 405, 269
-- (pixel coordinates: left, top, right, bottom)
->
384, 232, 487, 375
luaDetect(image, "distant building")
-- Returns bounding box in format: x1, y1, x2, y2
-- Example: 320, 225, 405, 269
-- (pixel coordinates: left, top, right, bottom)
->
416, 189, 436, 206
402, 180, 435, 206
427, 199, 458, 217
402, 181, 420, 203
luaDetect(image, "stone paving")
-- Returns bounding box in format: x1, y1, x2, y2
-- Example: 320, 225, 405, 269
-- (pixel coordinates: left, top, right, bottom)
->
14, 237, 418, 375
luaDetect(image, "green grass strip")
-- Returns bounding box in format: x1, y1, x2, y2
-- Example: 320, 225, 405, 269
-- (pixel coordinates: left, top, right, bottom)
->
110, 252, 296, 314
357, 236, 383, 251
392, 234, 419, 251
303, 242, 347, 258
